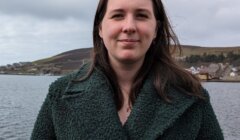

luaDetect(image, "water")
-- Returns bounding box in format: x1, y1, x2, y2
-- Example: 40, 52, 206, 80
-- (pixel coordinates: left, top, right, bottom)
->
0, 75, 59, 140
202, 82, 240, 140
0, 75, 239, 140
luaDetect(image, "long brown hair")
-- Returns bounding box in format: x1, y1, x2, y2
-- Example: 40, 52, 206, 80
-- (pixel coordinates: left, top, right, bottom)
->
83, 0, 204, 110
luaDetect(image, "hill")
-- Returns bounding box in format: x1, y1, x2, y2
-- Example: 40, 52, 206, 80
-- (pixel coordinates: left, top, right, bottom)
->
35, 45, 240, 65
1, 45, 239, 75
34, 48, 92, 72
180, 45, 240, 56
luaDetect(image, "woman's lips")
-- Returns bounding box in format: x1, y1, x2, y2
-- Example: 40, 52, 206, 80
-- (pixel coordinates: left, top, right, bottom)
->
118, 39, 140, 42
118, 39, 140, 46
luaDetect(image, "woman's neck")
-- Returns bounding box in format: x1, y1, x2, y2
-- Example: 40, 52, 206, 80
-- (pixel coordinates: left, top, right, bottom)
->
110, 58, 144, 96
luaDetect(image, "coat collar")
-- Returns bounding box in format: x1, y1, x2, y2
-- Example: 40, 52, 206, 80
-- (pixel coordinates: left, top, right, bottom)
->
63, 65, 197, 139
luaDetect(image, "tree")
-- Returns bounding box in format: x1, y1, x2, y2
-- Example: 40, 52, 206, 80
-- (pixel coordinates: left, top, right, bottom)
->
217, 53, 225, 62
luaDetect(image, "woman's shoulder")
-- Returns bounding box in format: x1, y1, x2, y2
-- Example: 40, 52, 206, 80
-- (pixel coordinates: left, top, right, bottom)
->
47, 63, 91, 99
191, 88, 213, 111
47, 71, 77, 99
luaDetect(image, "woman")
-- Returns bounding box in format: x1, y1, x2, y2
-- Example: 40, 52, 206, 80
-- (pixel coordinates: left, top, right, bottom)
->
31, 0, 224, 139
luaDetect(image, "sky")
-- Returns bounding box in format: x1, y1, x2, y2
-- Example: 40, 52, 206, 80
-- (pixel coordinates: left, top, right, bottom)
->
0, 0, 240, 66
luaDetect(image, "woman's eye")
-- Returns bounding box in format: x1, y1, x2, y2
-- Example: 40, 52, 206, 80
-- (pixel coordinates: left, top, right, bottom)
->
112, 14, 124, 19
137, 14, 148, 18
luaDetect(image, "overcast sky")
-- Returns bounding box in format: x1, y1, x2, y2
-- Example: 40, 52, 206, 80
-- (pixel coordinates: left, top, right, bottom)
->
0, 0, 239, 65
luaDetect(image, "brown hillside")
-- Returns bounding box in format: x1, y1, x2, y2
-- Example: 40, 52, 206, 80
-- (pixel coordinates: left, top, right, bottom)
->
33, 45, 240, 71
34, 48, 92, 70
180, 45, 240, 56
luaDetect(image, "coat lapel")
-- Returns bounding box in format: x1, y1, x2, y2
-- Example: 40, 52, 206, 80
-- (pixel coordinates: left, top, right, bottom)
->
62, 66, 197, 139
124, 77, 197, 140
61, 67, 127, 139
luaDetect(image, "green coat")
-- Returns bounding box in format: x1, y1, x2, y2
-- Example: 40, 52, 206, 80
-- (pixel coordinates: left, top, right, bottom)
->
31, 65, 224, 140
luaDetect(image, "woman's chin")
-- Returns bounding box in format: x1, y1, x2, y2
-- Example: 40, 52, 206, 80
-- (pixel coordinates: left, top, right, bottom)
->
117, 55, 143, 64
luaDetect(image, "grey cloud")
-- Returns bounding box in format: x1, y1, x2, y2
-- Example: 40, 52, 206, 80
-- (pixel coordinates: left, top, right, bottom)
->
1, 0, 240, 65
0, 13, 93, 65
0, 0, 98, 65
164, 0, 240, 46
0, 0, 98, 19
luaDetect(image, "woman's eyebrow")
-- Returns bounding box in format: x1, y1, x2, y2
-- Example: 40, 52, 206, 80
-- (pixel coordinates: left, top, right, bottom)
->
135, 8, 151, 14
109, 8, 151, 14
134, 9, 153, 19
109, 9, 124, 14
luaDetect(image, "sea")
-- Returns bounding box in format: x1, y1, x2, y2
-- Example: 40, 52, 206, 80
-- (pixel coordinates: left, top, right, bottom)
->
0, 75, 239, 140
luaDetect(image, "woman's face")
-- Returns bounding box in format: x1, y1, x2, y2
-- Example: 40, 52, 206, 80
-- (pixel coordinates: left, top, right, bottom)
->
99, 0, 157, 64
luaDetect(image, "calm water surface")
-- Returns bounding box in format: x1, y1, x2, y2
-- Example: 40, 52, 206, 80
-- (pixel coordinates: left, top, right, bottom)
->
0, 75, 239, 140
0, 75, 58, 140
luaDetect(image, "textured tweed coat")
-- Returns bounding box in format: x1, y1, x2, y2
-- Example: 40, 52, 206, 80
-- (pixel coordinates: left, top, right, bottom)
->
31, 64, 224, 140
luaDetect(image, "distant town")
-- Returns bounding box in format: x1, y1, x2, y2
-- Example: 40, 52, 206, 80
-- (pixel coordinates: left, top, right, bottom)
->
186, 63, 240, 81
0, 61, 239, 82
0, 62, 62, 76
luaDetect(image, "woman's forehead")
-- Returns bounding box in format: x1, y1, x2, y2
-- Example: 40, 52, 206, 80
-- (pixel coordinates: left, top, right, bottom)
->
106, 0, 154, 12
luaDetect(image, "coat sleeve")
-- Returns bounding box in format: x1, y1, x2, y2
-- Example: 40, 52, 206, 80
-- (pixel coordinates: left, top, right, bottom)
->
196, 90, 224, 140
30, 91, 56, 140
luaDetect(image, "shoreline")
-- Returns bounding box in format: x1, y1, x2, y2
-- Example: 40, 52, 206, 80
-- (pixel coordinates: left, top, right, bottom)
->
1, 73, 240, 82
202, 79, 240, 83
0, 73, 60, 76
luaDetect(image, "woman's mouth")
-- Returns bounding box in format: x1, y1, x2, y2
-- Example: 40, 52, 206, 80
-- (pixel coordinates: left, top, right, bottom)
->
118, 39, 140, 42
118, 39, 140, 47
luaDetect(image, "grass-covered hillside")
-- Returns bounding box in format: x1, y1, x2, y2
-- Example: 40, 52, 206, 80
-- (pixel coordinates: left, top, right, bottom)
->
180, 45, 240, 56
1, 45, 239, 75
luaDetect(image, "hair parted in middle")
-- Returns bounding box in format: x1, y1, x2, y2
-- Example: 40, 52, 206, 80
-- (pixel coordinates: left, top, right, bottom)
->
80, 0, 204, 110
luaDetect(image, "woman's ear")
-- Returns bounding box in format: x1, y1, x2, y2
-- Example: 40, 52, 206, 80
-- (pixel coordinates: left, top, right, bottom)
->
154, 20, 160, 38
154, 29, 157, 38
99, 24, 103, 38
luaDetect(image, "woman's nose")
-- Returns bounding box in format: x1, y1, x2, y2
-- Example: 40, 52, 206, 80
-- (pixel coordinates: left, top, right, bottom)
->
122, 16, 136, 34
